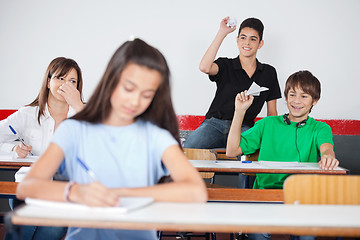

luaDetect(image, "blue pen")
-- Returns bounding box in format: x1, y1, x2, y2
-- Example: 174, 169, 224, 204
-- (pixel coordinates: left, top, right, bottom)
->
242, 161, 252, 163
8, 125, 34, 156
76, 157, 98, 181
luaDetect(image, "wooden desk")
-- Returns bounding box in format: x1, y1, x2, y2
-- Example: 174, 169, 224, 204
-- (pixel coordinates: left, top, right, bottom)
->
9, 202, 360, 237
190, 160, 348, 175
0, 161, 32, 169
0, 157, 35, 170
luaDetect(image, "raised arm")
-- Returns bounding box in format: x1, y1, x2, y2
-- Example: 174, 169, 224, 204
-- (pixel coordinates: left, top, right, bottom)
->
199, 17, 236, 75
318, 143, 339, 170
226, 91, 254, 157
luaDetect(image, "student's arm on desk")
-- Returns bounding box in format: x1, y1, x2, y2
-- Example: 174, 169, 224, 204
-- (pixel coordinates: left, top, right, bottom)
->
318, 143, 339, 170
226, 92, 254, 158
16, 143, 119, 207
18, 144, 207, 207
115, 145, 207, 203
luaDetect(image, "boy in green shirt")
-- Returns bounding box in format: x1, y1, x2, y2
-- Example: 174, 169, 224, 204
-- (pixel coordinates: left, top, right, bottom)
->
227, 70, 339, 190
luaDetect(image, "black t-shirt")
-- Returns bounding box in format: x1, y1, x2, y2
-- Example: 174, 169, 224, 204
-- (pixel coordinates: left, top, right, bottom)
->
206, 56, 282, 127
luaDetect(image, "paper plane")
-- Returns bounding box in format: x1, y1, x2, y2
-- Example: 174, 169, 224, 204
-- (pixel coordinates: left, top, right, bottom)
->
245, 82, 269, 96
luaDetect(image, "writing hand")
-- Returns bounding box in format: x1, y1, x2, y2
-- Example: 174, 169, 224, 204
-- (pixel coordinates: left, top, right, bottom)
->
13, 143, 33, 158
68, 182, 119, 207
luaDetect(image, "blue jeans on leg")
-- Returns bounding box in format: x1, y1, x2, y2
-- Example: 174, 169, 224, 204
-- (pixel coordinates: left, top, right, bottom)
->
4, 226, 67, 240
184, 117, 250, 149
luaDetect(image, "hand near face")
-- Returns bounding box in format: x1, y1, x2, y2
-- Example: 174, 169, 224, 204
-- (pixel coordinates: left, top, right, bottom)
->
234, 91, 254, 113
57, 82, 84, 112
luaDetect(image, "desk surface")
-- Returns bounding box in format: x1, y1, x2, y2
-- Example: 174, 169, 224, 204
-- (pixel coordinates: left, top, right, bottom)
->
190, 160, 348, 174
0, 157, 36, 169
10, 202, 360, 237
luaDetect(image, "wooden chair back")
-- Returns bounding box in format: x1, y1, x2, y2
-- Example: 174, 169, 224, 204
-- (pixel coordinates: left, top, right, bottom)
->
284, 174, 360, 205
183, 148, 217, 180
245, 149, 259, 162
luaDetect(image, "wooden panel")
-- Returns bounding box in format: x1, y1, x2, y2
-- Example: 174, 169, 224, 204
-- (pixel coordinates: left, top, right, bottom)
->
216, 153, 237, 160
0, 162, 32, 169
207, 187, 283, 203
284, 174, 360, 205
245, 150, 259, 162
0, 181, 18, 196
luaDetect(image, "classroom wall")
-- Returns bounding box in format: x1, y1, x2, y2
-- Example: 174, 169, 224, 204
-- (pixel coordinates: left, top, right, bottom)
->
0, 0, 360, 121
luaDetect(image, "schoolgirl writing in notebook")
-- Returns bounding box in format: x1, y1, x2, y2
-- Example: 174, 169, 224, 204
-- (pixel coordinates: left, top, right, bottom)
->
1, 57, 84, 240
17, 38, 207, 240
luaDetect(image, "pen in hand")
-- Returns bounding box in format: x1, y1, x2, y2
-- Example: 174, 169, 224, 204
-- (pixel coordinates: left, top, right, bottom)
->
76, 157, 98, 181
8, 125, 34, 156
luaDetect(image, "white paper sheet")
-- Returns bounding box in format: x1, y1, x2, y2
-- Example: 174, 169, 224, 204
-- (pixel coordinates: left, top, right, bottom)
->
246, 82, 269, 96
25, 197, 154, 214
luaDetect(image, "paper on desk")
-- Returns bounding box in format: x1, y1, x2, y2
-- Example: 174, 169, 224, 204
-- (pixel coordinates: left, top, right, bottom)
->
215, 161, 264, 169
245, 82, 269, 96
25, 197, 154, 214
258, 161, 318, 169
15, 166, 31, 182
0, 152, 38, 162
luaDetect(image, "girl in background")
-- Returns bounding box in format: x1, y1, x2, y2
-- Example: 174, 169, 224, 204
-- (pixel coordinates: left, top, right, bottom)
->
17, 38, 207, 240
1, 57, 84, 240
0, 57, 84, 158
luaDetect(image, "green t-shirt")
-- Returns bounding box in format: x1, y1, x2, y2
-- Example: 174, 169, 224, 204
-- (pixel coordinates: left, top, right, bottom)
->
240, 115, 334, 189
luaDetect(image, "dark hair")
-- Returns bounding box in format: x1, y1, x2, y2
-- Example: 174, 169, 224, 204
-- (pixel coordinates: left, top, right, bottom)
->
72, 38, 181, 146
284, 70, 321, 102
238, 17, 264, 41
27, 57, 83, 124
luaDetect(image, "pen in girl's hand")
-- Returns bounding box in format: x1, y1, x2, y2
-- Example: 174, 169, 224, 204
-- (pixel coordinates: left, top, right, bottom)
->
8, 125, 34, 156
76, 157, 98, 181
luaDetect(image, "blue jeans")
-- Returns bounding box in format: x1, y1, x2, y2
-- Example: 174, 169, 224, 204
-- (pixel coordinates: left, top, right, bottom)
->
184, 117, 250, 149
248, 233, 315, 240
4, 226, 68, 240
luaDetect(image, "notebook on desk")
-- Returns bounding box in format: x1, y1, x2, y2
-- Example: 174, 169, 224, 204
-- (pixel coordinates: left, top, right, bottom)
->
0, 152, 38, 162
25, 196, 154, 214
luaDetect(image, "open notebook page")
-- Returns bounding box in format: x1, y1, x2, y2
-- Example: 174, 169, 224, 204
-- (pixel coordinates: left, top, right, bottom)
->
25, 196, 154, 214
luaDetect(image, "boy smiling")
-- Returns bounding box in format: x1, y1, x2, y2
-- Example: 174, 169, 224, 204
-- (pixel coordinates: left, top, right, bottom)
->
226, 70, 339, 190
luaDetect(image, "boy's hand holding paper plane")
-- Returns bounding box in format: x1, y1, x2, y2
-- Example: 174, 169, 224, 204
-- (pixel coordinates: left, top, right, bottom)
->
245, 82, 269, 96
